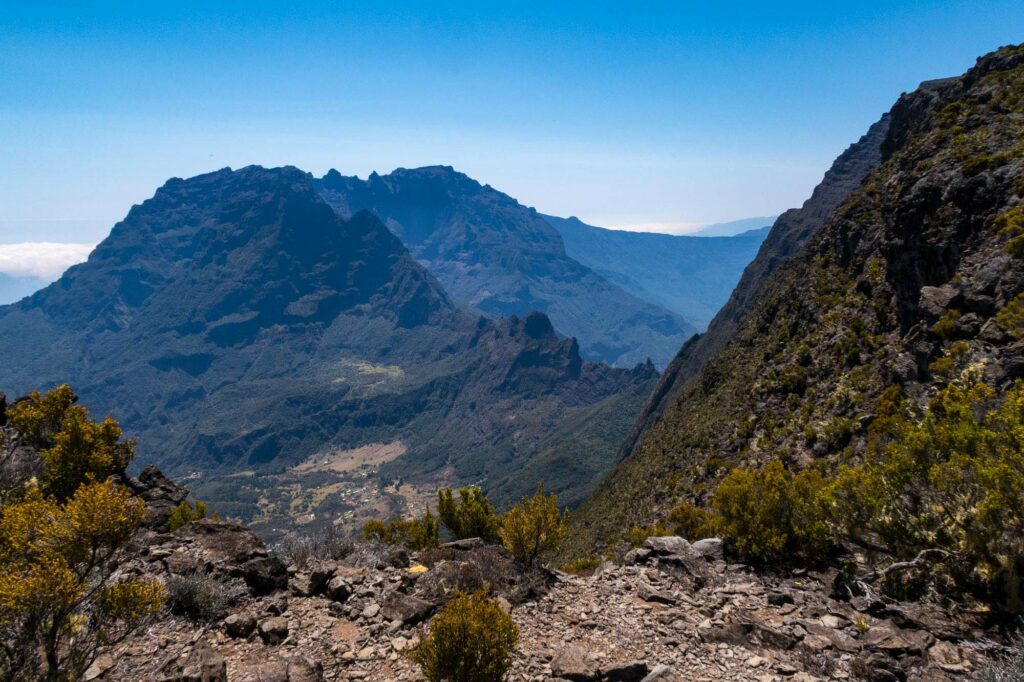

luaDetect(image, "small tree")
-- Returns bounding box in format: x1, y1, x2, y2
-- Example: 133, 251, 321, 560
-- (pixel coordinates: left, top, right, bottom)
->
410, 590, 518, 682
0, 478, 164, 680
168, 499, 214, 531
8, 385, 136, 501
499, 485, 567, 565
437, 487, 500, 543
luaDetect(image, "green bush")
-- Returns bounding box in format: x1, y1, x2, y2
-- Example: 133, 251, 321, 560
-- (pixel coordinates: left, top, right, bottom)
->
168, 499, 214, 531
829, 380, 1024, 611
410, 591, 518, 682
7, 385, 136, 501
666, 501, 714, 540
561, 557, 602, 575
710, 460, 832, 562
437, 487, 500, 543
499, 486, 567, 565
360, 511, 441, 551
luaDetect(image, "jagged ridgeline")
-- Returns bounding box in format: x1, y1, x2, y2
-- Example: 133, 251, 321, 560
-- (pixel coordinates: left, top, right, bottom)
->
569, 45, 1024, 578
0, 166, 657, 532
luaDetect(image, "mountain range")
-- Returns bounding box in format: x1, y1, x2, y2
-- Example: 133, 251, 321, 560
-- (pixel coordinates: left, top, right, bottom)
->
0, 167, 657, 532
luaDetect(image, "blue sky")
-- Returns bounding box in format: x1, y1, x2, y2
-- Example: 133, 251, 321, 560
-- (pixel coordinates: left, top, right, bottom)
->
1, 1, 1022, 247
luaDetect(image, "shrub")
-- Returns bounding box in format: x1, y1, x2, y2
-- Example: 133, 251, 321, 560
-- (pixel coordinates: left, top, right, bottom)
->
828, 379, 1024, 611
975, 636, 1024, 682
7, 385, 136, 501
627, 522, 668, 548
0, 479, 164, 679
710, 460, 832, 562
168, 499, 214, 531
437, 487, 500, 543
996, 293, 1024, 339
281, 524, 354, 569
561, 557, 602, 575
166, 572, 244, 621
360, 510, 441, 551
410, 590, 518, 682
499, 486, 567, 565
666, 501, 714, 541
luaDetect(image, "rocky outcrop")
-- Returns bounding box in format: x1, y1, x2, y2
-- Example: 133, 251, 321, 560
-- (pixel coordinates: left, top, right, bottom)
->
101, 533, 996, 681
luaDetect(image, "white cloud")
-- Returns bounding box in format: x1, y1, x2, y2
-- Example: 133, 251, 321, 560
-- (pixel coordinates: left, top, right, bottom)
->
0, 242, 95, 280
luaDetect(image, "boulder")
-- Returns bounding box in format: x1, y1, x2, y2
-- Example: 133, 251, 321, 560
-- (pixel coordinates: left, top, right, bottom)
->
604, 660, 649, 682
416, 560, 485, 604
637, 582, 675, 605
326, 575, 352, 602
623, 548, 652, 565
286, 655, 324, 682
551, 645, 600, 681
382, 591, 435, 625
689, 537, 724, 560
258, 616, 289, 644
128, 465, 189, 531
223, 610, 257, 638
643, 536, 691, 556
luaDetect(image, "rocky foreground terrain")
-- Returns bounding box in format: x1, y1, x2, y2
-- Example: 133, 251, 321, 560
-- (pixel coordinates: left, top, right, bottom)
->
85, 469, 1003, 682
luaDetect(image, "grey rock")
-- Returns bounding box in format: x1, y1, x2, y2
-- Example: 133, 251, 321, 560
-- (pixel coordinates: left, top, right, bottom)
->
637, 582, 676, 605
640, 664, 683, 681
258, 616, 289, 644
286, 655, 324, 682
326, 575, 352, 602
604, 660, 649, 682
223, 610, 257, 638
551, 645, 600, 681
689, 537, 724, 560
623, 548, 652, 565
441, 537, 485, 550
643, 536, 691, 556
381, 591, 434, 625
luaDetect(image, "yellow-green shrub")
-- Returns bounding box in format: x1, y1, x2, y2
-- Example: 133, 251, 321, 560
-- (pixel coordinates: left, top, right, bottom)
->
710, 460, 832, 562
410, 591, 518, 682
0, 479, 164, 679
168, 499, 215, 531
8, 385, 136, 501
666, 501, 714, 540
361, 510, 441, 551
437, 487, 500, 543
499, 486, 567, 565
829, 380, 1024, 611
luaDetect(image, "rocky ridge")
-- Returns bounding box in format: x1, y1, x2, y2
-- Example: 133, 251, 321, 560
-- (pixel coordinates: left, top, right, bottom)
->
102, 507, 996, 682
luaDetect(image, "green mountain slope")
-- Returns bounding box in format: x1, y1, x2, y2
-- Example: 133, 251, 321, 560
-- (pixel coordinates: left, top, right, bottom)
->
568, 44, 1024, 557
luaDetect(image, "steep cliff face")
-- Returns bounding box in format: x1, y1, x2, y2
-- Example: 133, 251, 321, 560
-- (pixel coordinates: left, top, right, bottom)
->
315, 166, 695, 368
571, 44, 1024, 552
0, 166, 656, 517
613, 115, 891, 466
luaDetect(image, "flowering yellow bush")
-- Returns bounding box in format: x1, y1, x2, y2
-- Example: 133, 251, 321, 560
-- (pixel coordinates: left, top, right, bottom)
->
0, 478, 164, 679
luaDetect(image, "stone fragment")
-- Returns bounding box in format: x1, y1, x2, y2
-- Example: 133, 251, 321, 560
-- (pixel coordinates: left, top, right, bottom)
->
381, 591, 434, 625
637, 582, 676, 605
286, 655, 324, 682
604, 659, 649, 681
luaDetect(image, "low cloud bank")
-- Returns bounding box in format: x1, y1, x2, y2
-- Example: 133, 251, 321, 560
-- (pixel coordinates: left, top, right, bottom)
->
0, 242, 95, 280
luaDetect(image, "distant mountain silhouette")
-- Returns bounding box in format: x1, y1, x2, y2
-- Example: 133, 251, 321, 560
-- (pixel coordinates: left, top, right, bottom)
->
315, 167, 695, 368
693, 216, 777, 237
542, 215, 769, 328
0, 166, 656, 511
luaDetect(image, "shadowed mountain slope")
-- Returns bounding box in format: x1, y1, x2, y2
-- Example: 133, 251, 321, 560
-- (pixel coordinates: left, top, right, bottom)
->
0, 166, 657, 517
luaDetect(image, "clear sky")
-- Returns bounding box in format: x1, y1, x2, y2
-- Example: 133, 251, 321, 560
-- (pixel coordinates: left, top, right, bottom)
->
1, 1, 1022, 249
